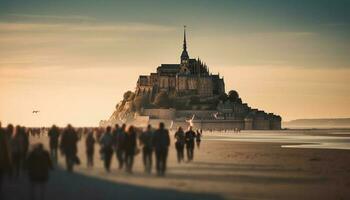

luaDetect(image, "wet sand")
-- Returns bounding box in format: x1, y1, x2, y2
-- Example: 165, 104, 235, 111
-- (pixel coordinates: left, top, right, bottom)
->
3, 129, 350, 200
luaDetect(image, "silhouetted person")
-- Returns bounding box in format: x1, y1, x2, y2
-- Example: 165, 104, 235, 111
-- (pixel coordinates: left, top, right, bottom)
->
99, 126, 114, 172
77, 128, 83, 140
115, 124, 126, 169
112, 124, 119, 141
5, 124, 14, 142
28, 128, 34, 137
174, 127, 185, 163
96, 128, 103, 141
185, 126, 196, 162
196, 129, 202, 149
48, 125, 60, 164
153, 122, 170, 176
124, 126, 137, 173
139, 125, 154, 173
0, 122, 11, 195
11, 125, 29, 178
85, 130, 95, 168
60, 124, 79, 172
26, 143, 53, 200
112, 124, 119, 168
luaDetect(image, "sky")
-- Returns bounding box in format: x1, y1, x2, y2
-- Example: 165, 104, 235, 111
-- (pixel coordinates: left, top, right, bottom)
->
0, 0, 349, 126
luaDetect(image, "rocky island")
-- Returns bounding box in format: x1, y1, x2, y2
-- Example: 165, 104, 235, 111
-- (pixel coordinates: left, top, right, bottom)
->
101, 27, 281, 130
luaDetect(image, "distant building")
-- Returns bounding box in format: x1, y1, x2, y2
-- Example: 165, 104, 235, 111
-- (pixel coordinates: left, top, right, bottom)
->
135, 26, 225, 99
105, 26, 281, 130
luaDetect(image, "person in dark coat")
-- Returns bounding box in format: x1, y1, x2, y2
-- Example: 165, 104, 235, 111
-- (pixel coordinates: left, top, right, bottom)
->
111, 124, 119, 168
60, 124, 79, 172
196, 129, 202, 149
0, 122, 11, 194
85, 130, 95, 168
139, 125, 154, 173
153, 122, 170, 176
5, 124, 14, 143
124, 126, 137, 173
174, 126, 185, 163
11, 125, 29, 178
99, 126, 114, 172
185, 126, 196, 162
115, 124, 126, 170
48, 125, 60, 164
26, 143, 53, 200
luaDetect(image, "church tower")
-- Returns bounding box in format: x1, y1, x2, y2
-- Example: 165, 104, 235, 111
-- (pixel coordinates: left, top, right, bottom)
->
180, 25, 189, 64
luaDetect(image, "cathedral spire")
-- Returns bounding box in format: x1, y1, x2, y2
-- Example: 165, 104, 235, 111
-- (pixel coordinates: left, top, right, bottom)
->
180, 25, 189, 64
183, 25, 187, 51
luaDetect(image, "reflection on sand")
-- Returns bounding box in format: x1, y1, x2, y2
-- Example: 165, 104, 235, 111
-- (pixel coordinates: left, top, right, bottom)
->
203, 130, 350, 150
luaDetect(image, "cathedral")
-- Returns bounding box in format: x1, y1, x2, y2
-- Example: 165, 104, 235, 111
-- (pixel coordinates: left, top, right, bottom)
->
135, 26, 225, 100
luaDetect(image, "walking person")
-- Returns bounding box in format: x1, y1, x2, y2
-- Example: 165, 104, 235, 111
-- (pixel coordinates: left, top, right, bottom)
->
112, 124, 119, 168
196, 129, 202, 149
99, 126, 114, 172
5, 124, 14, 142
0, 122, 11, 196
96, 127, 103, 142
124, 126, 137, 173
139, 125, 154, 173
153, 122, 170, 176
10, 126, 20, 179
112, 124, 119, 148
48, 125, 60, 164
26, 143, 53, 200
185, 126, 196, 162
115, 124, 126, 170
174, 127, 185, 163
85, 130, 95, 168
60, 124, 79, 172
11, 126, 29, 178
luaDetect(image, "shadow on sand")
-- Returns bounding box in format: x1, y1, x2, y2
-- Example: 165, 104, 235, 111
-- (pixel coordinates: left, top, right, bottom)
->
2, 166, 224, 200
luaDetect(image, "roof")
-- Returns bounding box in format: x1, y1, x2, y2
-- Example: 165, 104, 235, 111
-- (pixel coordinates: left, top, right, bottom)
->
159, 64, 180, 69
157, 64, 180, 74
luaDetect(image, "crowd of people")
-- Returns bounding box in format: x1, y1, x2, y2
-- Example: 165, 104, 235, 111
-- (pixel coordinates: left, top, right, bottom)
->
0, 121, 203, 199
88, 122, 202, 176
0, 122, 52, 200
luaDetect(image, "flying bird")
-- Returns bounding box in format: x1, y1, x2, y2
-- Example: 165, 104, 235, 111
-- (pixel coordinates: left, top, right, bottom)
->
32, 110, 40, 114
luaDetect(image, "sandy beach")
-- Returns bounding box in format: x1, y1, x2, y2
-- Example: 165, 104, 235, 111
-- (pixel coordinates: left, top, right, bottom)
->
3, 129, 350, 200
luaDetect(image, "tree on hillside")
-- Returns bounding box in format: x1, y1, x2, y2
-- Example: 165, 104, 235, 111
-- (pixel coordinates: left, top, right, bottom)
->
218, 92, 228, 102
123, 91, 135, 101
228, 90, 239, 102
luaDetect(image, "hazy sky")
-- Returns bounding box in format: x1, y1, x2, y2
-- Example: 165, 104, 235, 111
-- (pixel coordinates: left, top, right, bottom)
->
0, 0, 349, 126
